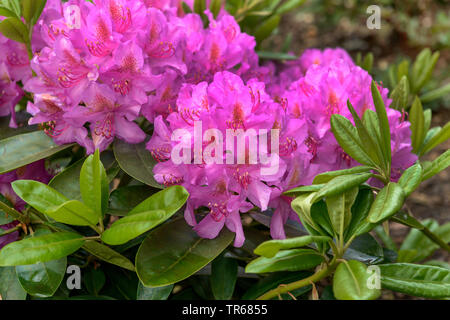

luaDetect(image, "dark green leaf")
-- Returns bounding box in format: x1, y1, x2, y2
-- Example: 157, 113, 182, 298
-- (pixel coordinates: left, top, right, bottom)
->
108, 185, 155, 216
371, 81, 392, 167
137, 282, 173, 300
0, 17, 27, 43
254, 14, 280, 43
0, 131, 73, 174
83, 240, 135, 271
0, 266, 27, 300
84, 268, 106, 296
409, 97, 425, 154
136, 218, 233, 287
211, 256, 237, 300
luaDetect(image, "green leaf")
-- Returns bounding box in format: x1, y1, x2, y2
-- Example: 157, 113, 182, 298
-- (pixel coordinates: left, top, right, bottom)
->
108, 185, 155, 216
371, 81, 392, 167
367, 183, 405, 224
275, 0, 306, 15
102, 186, 189, 245
257, 51, 297, 61
0, 232, 85, 266
326, 187, 358, 236
0, 131, 73, 174
345, 187, 374, 239
137, 282, 173, 300
113, 139, 163, 189
420, 83, 450, 103
47, 200, 100, 227
48, 157, 84, 200
398, 163, 422, 196
83, 241, 135, 271
16, 258, 66, 298
379, 263, 450, 298
343, 234, 384, 265
409, 96, 425, 154
254, 14, 280, 44
209, 0, 221, 18
361, 53, 374, 73
422, 150, 450, 181
245, 249, 324, 273
313, 166, 372, 184
0, 17, 28, 43
0, 267, 27, 300
181, 1, 192, 14
330, 114, 376, 167
80, 149, 109, 217
193, 0, 206, 15
333, 260, 381, 300
312, 173, 372, 204
362, 110, 383, 157
283, 184, 324, 196
254, 235, 331, 258
84, 268, 106, 296
420, 122, 450, 155
0, 0, 20, 17
415, 51, 440, 93
136, 218, 233, 287
291, 193, 319, 232
20, 0, 46, 26
211, 256, 237, 300
390, 76, 410, 110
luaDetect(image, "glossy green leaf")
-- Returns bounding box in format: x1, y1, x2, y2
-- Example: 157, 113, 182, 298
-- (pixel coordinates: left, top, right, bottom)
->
254, 235, 331, 258
313, 166, 372, 185
136, 218, 234, 287
330, 114, 376, 167
16, 258, 66, 298
345, 187, 374, 239
254, 14, 280, 43
137, 282, 173, 300
211, 256, 237, 300
83, 241, 135, 271
0, 267, 27, 300
0, 131, 73, 174
291, 193, 318, 232
367, 183, 405, 223
398, 163, 422, 196
326, 187, 358, 236
422, 150, 450, 181
12, 180, 68, 213
283, 184, 324, 196
0, 232, 85, 266
379, 263, 450, 298
310, 201, 334, 238
245, 249, 324, 273
409, 97, 425, 154
333, 260, 381, 300
48, 158, 84, 200
343, 234, 384, 265
113, 139, 163, 189
47, 200, 100, 227
102, 186, 189, 245
80, 149, 109, 217
312, 173, 372, 204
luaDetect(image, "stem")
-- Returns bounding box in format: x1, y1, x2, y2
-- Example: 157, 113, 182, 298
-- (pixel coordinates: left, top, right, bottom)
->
257, 257, 339, 300
0, 201, 28, 224
0, 226, 20, 238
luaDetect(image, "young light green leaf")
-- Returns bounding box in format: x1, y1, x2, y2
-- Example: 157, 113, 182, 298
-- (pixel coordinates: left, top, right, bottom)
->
379, 263, 450, 298
389, 76, 410, 110
245, 249, 324, 274
101, 210, 168, 245
420, 83, 450, 104
254, 235, 331, 258
325, 187, 359, 236
0, 232, 85, 266
367, 183, 405, 224
409, 96, 425, 154
420, 122, 450, 155
80, 149, 109, 217
333, 260, 381, 300
312, 173, 372, 203
398, 163, 422, 196
47, 200, 100, 227
330, 114, 376, 167
0, 0, 21, 17
313, 166, 372, 185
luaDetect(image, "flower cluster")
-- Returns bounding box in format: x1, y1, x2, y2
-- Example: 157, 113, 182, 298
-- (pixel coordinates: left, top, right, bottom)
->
147, 49, 417, 245
23, 0, 257, 153
0, 160, 52, 249
0, 35, 31, 128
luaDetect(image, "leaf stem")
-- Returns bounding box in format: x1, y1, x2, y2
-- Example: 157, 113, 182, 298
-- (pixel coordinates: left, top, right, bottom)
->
0, 226, 21, 238
0, 200, 28, 224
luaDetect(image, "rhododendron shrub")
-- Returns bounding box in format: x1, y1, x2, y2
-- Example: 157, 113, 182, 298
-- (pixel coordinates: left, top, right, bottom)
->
0, 0, 449, 301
